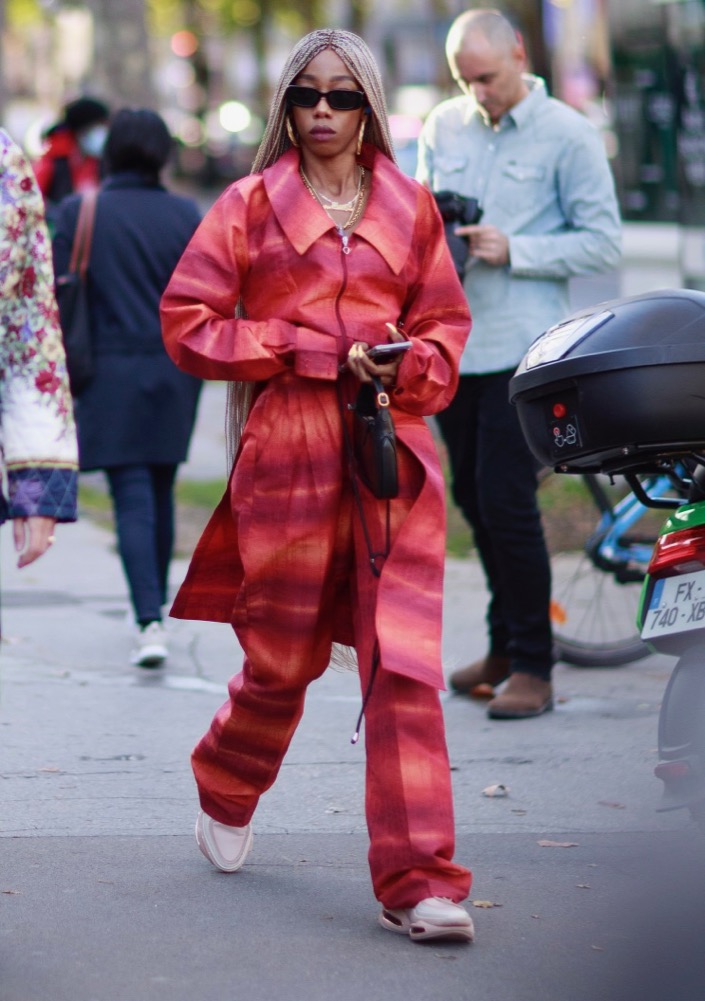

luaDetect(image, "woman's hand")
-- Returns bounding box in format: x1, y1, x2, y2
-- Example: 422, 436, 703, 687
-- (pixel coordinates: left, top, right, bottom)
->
344, 323, 408, 386
13, 516, 58, 568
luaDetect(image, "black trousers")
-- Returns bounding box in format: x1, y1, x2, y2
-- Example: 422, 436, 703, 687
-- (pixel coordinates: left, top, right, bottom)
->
436, 370, 553, 678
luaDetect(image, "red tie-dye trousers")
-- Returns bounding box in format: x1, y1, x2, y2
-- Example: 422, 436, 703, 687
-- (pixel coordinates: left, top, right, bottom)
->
191, 448, 472, 910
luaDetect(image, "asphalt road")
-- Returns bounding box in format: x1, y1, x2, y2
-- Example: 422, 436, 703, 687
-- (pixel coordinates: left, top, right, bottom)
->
1, 381, 703, 1001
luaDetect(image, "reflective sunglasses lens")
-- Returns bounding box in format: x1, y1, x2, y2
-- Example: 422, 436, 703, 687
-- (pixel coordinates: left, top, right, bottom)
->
286, 87, 365, 111
327, 90, 365, 111
286, 86, 319, 108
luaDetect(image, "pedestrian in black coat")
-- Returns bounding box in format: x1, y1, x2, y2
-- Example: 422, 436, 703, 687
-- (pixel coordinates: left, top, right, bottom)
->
52, 108, 202, 668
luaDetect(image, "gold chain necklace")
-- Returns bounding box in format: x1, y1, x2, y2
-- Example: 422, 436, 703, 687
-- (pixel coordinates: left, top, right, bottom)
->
300, 165, 363, 212
300, 166, 367, 247
300, 165, 364, 213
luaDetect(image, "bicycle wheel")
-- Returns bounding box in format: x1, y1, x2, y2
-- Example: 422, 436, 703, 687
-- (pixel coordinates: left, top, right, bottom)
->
539, 472, 662, 667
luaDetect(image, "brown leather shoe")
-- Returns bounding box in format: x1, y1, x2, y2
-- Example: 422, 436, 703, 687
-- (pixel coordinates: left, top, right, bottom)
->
449, 655, 511, 699
487, 672, 553, 719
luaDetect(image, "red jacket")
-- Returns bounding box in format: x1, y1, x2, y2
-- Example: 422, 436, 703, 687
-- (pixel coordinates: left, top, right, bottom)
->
160, 145, 471, 689
33, 128, 101, 202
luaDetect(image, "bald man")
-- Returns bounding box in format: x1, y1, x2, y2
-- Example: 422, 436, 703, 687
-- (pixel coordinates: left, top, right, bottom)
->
418, 9, 621, 719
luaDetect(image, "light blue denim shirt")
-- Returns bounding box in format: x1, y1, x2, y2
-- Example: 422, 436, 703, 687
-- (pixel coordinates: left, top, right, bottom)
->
417, 76, 622, 374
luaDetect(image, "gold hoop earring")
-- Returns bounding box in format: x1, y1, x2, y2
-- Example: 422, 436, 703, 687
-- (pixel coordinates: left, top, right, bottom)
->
286, 117, 300, 148
356, 119, 366, 156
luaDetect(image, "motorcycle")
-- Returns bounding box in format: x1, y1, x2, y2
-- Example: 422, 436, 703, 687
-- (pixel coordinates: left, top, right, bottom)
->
509, 288, 705, 825
637, 464, 705, 825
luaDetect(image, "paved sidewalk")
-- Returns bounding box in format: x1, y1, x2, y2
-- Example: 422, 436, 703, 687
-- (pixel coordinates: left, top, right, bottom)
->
1, 383, 702, 1001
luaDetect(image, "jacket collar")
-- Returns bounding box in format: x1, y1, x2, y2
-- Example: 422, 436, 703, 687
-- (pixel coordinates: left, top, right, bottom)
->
263, 146, 415, 275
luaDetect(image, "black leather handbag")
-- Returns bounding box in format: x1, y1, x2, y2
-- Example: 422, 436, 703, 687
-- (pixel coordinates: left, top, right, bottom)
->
353, 376, 398, 499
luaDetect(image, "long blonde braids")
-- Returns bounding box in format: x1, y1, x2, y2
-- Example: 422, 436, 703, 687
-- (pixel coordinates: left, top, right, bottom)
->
225, 29, 397, 470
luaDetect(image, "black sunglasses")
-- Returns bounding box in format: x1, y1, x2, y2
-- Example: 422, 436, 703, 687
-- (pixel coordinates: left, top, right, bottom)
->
286, 86, 366, 111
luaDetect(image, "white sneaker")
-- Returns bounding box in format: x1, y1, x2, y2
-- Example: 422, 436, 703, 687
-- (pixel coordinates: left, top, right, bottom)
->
195, 810, 253, 872
379, 896, 475, 942
130, 621, 167, 668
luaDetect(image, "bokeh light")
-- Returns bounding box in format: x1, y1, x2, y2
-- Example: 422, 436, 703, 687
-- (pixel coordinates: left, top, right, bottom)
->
171, 29, 199, 58
219, 100, 252, 133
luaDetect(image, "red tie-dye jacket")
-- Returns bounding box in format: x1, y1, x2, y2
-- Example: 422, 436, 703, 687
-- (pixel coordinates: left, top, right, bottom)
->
160, 145, 471, 689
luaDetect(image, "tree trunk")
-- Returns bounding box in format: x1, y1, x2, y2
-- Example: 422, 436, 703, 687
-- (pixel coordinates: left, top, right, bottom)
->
86, 0, 156, 108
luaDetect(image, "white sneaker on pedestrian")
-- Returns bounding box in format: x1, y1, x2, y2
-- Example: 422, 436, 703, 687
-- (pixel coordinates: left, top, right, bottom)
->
379, 896, 475, 942
195, 810, 253, 872
130, 620, 167, 668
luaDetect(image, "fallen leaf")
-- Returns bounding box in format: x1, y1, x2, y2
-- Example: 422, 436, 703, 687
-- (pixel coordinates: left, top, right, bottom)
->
472, 900, 503, 908
531, 914, 541, 919
511, 809, 527, 815
537, 840, 579, 848
483, 783, 510, 798
598, 801, 625, 809
39, 766, 61, 773
324, 806, 344, 814
2, 889, 20, 895
576, 883, 591, 889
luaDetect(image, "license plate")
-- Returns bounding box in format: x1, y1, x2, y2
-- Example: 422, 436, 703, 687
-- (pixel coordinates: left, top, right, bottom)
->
642, 569, 705, 639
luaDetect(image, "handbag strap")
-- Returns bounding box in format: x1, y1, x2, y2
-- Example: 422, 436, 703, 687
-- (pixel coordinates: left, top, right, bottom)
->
68, 190, 97, 279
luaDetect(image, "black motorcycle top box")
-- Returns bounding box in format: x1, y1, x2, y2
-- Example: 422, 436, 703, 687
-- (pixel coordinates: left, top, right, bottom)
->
509, 288, 705, 474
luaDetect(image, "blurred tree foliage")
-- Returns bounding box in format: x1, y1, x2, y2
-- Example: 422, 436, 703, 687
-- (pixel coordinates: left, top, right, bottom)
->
147, 0, 349, 35
147, 0, 371, 109
6, 0, 43, 26
4, 1, 374, 115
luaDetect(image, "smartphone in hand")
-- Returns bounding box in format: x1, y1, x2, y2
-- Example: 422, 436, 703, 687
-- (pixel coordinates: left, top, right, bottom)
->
366, 341, 413, 361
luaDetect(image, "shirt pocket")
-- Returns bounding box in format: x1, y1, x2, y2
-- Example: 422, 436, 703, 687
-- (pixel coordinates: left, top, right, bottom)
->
499, 161, 548, 214
432, 154, 468, 191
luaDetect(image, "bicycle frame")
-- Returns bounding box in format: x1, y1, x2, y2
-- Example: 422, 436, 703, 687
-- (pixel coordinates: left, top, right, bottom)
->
586, 471, 685, 584
548, 464, 688, 668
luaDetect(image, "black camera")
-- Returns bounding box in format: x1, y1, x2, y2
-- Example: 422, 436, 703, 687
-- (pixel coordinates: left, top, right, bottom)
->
433, 190, 483, 280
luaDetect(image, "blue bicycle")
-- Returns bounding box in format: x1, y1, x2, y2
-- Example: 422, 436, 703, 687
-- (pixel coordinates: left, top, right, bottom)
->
545, 466, 688, 667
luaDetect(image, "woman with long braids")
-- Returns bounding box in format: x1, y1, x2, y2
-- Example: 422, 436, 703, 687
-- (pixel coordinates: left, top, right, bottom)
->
160, 29, 473, 943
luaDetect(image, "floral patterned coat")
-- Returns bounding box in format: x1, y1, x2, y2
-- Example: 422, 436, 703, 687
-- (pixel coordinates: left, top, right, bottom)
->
161, 146, 471, 689
0, 129, 78, 524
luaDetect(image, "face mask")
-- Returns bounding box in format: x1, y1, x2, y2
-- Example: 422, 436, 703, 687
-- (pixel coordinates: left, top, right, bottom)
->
79, 124, 108, 158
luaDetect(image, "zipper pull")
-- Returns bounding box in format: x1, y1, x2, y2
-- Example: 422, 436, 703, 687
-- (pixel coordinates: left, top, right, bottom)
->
336, 226, 351, 254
